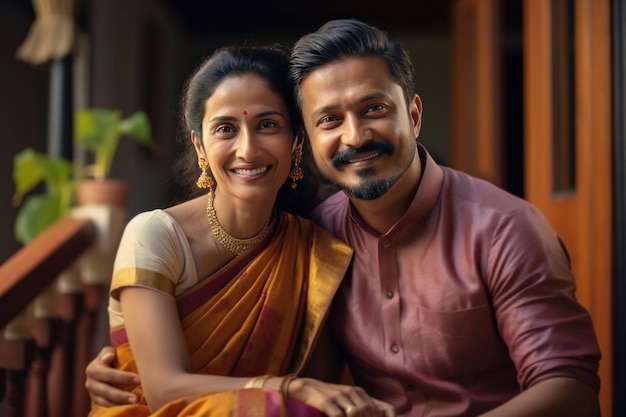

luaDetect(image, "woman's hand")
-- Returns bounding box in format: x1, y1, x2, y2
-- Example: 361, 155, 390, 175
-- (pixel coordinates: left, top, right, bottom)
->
284, 377, 395, 417
85, 346, 140, 406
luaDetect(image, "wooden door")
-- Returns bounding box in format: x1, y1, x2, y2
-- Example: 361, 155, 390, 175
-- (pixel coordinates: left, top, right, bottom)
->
524, 0, 613, 415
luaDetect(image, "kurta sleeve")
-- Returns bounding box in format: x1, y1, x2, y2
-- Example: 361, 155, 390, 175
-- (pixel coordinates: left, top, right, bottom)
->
487, 204, 601, 392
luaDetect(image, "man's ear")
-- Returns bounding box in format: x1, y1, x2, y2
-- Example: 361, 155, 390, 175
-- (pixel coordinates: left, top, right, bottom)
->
410, 94, 423, 138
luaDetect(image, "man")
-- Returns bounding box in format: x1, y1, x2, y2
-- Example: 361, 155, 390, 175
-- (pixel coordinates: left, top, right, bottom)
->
86, 19, 601, 417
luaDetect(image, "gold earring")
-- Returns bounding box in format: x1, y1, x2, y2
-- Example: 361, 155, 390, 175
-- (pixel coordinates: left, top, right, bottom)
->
289, 148, 304, 189
196, 158, 215, 196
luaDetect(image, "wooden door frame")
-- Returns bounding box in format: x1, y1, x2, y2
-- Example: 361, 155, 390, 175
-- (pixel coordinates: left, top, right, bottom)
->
451, 0, 504, 187
612, 0, 626, 415
524, 0, 613, 414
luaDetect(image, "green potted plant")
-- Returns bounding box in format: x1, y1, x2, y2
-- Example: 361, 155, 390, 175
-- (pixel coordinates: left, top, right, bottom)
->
12, 148, 74, 244
73, 109, 154, 206
11, 109, 154, 243
74, 109, 154, 180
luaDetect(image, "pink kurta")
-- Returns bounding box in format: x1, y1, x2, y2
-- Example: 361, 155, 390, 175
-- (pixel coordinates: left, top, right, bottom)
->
313, 145, 601, 417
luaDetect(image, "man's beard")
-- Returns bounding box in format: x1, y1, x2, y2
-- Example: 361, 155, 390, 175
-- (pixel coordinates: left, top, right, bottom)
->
323, 146, 415, 201
337, 169, 397, 200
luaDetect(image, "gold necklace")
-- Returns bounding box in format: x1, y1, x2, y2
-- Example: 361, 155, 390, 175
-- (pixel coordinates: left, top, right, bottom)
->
206, 194, 271, 256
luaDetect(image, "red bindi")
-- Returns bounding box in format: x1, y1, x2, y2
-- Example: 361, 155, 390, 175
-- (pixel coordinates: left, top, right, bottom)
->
242, 110, 248, 115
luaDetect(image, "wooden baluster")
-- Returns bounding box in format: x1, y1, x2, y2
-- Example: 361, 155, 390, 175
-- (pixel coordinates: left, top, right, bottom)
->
72, 283, 107, 416
45, 292, 81, 417
25, 319, 61, 417
0, 338, 36, 417
1, 368, 5, 403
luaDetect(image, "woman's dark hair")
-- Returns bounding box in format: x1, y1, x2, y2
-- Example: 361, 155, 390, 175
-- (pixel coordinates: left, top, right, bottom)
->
289, 19, 416, 109
172, 44, 322, 216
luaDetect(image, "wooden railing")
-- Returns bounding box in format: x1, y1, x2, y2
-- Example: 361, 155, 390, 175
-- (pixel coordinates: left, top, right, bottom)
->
0, 216, 104, 417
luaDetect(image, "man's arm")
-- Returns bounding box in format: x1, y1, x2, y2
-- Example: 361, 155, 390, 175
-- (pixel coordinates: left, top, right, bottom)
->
85, 346, 140, 406
480, 377, 599, 417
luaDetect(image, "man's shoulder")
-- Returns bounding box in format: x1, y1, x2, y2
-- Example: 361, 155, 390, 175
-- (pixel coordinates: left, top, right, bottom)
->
311, 191, 349, 232
441, 166, 529, 210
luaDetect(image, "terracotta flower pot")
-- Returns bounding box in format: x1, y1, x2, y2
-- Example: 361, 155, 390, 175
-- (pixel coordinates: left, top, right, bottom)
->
75, 179, 130, 207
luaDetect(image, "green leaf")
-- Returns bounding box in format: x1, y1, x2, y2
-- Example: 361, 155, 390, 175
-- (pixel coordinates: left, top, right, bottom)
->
14, 194, 62, 244
118, 111, 153, 145
13, 148, 46, 203
75, 109, 154, 179
12, 148, 73, 204
74, 109, 121, 153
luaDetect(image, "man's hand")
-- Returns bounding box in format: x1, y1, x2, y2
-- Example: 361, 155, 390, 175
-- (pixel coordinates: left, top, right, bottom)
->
85, 346, 141, 406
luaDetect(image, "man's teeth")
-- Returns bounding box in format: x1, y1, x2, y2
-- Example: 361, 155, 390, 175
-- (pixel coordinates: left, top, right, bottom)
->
348, 153, 379, 163
233, 167, 268, 176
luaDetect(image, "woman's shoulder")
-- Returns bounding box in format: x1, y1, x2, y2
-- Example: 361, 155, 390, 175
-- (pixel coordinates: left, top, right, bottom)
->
126, 209, 181, 236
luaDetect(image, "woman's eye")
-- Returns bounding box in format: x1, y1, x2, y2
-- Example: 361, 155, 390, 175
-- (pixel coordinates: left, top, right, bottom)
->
259, 120, 277, 129
216, 125, 234, 134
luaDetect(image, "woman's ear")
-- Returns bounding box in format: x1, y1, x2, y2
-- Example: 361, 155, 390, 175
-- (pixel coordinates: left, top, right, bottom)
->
292, 128, 305, 152
191, 130, 206, 160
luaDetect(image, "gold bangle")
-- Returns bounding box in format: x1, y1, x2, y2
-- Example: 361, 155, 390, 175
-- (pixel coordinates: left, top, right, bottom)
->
244, 374, 273, 389
279, 373, 297, 398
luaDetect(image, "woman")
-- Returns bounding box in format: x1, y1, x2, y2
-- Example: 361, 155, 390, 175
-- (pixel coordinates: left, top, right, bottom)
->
88, 45, 393, 417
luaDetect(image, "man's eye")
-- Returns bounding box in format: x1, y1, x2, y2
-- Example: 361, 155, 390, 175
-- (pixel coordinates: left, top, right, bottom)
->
367, 104, 385, 113
320, 116, 338, 124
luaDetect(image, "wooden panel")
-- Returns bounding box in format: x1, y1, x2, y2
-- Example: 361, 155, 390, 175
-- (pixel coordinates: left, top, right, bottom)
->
523, 0, 613, 414
451, 0, 503, 186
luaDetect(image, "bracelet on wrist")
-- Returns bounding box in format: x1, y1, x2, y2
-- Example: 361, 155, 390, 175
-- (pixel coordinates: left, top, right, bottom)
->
244, 374, 273, 389
279, 373, 298, 398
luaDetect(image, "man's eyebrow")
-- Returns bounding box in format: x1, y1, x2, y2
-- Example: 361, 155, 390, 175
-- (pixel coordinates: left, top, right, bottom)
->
310, 105, 339, 121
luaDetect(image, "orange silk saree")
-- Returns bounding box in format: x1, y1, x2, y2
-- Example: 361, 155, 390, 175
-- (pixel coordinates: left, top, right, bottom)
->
89, 212, 353, 416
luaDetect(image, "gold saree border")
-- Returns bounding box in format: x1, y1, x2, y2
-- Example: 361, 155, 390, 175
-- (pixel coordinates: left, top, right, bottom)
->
111, 267, 176, 300
291, 225, 354, 373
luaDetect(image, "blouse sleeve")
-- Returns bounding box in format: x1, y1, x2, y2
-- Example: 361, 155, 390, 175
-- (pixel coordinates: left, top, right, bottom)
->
110, 210, 186, 300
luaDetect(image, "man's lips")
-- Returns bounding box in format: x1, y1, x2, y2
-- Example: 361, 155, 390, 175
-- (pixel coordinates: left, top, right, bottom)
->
333, 141, 393, 168
347, 152, 381, 163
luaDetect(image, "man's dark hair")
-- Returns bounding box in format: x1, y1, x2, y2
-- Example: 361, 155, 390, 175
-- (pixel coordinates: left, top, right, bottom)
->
289, 19, 416, 108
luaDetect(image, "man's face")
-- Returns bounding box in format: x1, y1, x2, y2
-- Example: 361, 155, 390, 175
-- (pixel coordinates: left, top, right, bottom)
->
300, 56, 422, 200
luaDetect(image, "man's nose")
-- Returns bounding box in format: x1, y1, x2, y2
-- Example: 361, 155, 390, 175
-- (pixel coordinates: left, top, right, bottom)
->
342, 113, 371, 147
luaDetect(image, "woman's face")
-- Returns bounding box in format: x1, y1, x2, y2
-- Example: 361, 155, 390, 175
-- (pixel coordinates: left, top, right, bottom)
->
193, 73, 298, 204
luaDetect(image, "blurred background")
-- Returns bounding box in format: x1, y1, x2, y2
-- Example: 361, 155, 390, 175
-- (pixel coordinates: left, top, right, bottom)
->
0, 0, 525, 263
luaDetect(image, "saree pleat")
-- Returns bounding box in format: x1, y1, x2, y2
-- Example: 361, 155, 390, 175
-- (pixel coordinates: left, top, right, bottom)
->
89, 212, 353, 417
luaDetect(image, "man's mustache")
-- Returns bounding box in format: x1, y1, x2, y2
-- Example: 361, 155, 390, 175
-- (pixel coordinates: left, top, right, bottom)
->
332, 141, 394, 168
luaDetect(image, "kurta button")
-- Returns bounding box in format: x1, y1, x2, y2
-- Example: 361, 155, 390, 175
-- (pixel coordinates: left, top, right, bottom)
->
386, 290, 394, 299
383, 241, 391, 249
390, 344, 400, 353
405, 384, 415, 392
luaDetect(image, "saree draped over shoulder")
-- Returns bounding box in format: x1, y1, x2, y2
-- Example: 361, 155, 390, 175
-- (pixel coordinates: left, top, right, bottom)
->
89, 210, 353, 417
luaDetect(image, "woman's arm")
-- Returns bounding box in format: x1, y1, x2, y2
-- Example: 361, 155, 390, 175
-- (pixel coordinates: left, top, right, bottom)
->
90, 287, 395, 416
119, 286, 252, 411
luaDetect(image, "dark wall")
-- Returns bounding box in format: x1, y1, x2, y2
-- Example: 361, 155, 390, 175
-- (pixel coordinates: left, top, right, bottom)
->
0, 1, 49, 263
